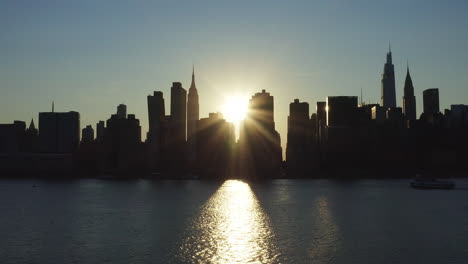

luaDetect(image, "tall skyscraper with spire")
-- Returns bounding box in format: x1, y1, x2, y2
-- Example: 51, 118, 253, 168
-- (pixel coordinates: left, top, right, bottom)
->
187, 66, 199, 163
187, 66, 199, 143
402, 64, 416, 120
381, 45, 396, 108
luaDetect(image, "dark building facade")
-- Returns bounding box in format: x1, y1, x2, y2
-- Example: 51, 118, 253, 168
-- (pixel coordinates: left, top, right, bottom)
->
421, 88, 441, 126
39, 111, 80, 153
117, 104, 127, 119
147, 91, 166, 170
96, 121, 105, 143
449, 104, 468, 128
372, 105, 386, 124
81, 125, 94, 143
163, 82, 188, 174
103, 105, 143, 173
170, 82, 187, 143
402, 65, 417, 120
239, 89, 282, 179
326, 96, 358, 127
324, 96, 361, 170
0, 121, 26, 153
381, 47, 397, 108
316, 101, 327, 144
195, 113, 234, 179
423, 88, 440, 114
286, 99, 312, 176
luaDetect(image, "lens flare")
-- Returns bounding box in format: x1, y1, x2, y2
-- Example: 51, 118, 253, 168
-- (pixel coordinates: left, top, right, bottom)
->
221, 95, 249, 123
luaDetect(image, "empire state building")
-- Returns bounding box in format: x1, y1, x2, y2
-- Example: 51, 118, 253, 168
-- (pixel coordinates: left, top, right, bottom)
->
381, 46, 397, 108
187, 65, 199, 160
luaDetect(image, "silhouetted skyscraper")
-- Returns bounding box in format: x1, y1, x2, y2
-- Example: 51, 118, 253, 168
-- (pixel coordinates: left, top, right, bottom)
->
147, 91, 166, 169
286, 99, 310, 176
82, 125, 94, 143
96, 121, 105, 142
423, 88, 440, 114
403, 65, 417, 120
170, 82, 187, 143
381, 46, 396, 108
248, 89, 275, 131
239, 89, 281, 179
187, 66, 199, 163
148, 92, 166, 133
39, 111, 80, 153
324, 97, 361, 170
195, 113, 234, 178
287, 99, 309, 148
147, 92, 165, 137
0, 121, 26, 153
326, 96, 358, 127
450, 104, 468, 127
117, 104, 127, 119
103, 106, 143, 172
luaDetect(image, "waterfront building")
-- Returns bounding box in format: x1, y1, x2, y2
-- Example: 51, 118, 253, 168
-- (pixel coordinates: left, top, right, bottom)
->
239, 89, 282, 179
147, 91, 166, 169
39, 111, 80, 153
286, 99, 311, 177
195, 113, 234, 178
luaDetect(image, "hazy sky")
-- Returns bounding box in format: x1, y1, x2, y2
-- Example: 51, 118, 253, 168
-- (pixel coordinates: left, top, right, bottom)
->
2, 0, 468, 154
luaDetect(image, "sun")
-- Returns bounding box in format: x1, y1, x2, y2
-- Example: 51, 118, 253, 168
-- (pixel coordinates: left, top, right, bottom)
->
221, 95, 249, 123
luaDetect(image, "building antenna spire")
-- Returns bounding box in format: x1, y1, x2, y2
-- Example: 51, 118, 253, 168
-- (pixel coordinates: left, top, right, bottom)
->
192, 64, 195, 83
360, 87, 364, 105
389, 42, 391, 53
52, 101, 54, 112
407, 60, 409, 73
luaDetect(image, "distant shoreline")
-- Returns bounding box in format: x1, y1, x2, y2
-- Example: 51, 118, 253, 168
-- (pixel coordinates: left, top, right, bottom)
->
0, 170, 466, 180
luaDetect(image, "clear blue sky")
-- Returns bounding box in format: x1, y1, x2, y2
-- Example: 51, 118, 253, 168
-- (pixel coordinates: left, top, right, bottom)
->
1, 0, 468, 154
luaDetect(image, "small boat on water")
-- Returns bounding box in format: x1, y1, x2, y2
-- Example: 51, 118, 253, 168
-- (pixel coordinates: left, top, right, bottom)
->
410, 176, 455, 189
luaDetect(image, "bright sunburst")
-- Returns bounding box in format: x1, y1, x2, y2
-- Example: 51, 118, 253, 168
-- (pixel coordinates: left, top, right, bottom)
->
221, 95, 249, 123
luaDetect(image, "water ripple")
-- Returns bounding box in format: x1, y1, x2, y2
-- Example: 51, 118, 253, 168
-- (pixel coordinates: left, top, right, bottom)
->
178, 180, 282, 263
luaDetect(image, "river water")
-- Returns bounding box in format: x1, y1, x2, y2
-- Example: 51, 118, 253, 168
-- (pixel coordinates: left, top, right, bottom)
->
1, 178, 467, 263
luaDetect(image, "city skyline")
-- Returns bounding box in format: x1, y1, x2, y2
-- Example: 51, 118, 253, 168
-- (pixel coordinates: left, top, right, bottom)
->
1, 48, 466, 156
2, 2, 468, 264
2, 1, 468, 155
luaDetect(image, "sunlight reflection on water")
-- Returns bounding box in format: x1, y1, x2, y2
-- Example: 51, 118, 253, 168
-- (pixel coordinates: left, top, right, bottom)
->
308, 196, 340, 262
178, 180, 281, 263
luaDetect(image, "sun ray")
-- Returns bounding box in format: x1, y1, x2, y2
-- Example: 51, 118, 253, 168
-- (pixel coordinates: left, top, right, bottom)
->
221, 95, 249, 124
